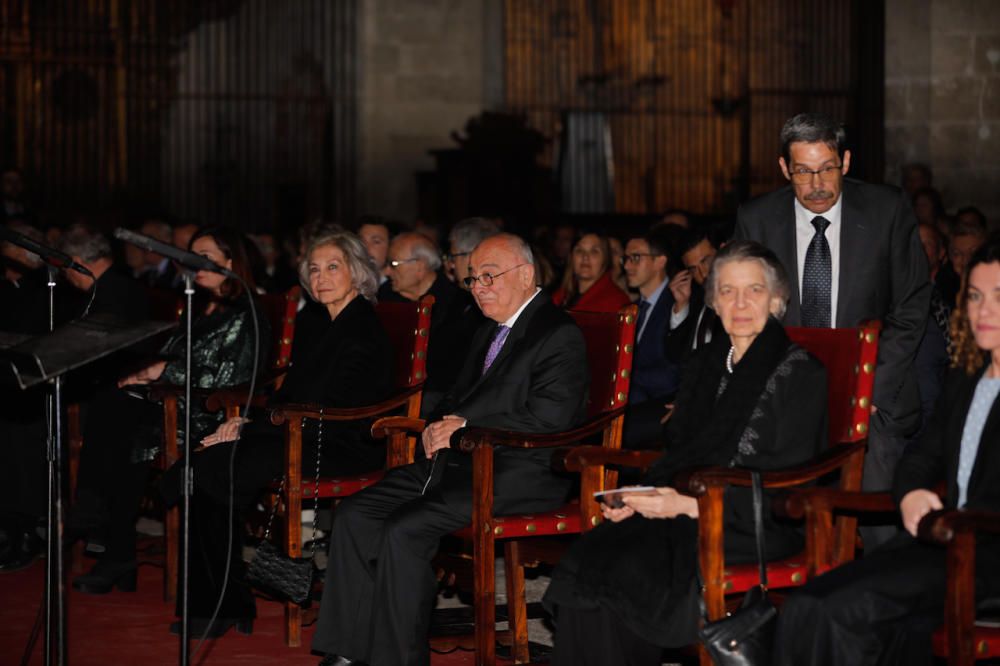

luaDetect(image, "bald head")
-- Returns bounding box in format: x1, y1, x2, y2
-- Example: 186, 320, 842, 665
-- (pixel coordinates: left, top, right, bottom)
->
387, 232, 440, 300
468, 234, 537, 323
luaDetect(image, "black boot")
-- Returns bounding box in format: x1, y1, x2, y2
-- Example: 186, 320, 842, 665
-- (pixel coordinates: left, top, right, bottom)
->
72, 559, 138, 594
0, 523, 43, 572
169, 616, 253, 639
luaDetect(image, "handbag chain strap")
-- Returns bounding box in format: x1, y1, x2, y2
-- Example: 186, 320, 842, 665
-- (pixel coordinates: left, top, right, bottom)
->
696, 470, 769, 620
750, 470, 768, 590
260, 407, 324, 559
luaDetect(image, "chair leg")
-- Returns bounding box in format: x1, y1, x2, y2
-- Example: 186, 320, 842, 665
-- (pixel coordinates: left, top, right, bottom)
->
164, 505, 178, 602
503, 541, 530, 664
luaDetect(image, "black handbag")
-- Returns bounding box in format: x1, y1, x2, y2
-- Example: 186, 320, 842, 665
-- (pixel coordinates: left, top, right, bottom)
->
697, 471, 778, 666
245, 410, 325, 605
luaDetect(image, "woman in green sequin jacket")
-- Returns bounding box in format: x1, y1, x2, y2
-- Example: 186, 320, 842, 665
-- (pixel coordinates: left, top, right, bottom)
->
70, 226, 269, 595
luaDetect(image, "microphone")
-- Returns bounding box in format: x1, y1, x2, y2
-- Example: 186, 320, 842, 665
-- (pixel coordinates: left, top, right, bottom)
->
113, 228, 234, 277
0, 226, 94, 278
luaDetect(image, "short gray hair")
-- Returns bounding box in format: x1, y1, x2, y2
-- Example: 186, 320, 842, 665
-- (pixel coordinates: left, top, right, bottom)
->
705, 240, 791, 320
58, 226, 112, 263
780, 113, 846, 163
449, 217, 501, 254
396, 232, 442, 271
299, 230, 380, 303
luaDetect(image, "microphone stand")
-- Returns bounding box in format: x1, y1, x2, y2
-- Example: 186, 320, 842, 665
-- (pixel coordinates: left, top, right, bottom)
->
179, 272, 194, 666
43, 265, 66, 666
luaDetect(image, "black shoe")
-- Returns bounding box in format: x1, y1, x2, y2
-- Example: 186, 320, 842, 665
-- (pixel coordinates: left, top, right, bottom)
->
71, 560, 137, 594
318, 655, 368, 666
0, 527, 43, 573
169, 617, 253, 639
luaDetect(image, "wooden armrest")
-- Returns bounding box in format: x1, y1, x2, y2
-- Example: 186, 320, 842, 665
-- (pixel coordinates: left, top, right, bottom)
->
203, 371, 287, 411
269, 386, 422, 425
371, 416, 427, 438
679, 442, 867, 496
918, 508, 1000, 544
453, 408, 627, 452
559, 445, 662, 473
782, 488, 895, 520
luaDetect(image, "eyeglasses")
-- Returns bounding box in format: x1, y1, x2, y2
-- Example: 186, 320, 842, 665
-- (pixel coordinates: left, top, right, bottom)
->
621, 253, 661, 266
443, 251, 471, 264
463, 263, 528, 288
388, 257, 420, 269
789, 164, 843, 184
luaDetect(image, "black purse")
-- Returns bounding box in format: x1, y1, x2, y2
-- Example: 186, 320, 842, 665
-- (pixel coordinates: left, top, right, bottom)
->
697, 471, 778, 666
245, 410, 325, 605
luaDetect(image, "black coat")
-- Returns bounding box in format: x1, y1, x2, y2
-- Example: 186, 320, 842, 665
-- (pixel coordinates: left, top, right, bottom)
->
253, 294, 394, 473
427, 290, 589, 515
544, 321, 828, 647
735, 178, 930, 437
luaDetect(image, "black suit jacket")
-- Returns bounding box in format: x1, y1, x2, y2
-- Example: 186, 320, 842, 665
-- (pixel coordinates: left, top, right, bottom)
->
892, 366, 1000, 593
428, 291, 589, 515
629, 284, 680, 403
664, 287, 723, 364
735, 178, 930, 436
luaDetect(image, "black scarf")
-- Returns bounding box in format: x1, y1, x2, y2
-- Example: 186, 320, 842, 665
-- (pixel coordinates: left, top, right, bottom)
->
645, 316, 793, 486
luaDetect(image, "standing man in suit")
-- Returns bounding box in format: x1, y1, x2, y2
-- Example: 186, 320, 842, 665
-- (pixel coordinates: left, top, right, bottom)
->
313, 233, 589, 666
735, 113, 930, 548
621, 229, 680, 448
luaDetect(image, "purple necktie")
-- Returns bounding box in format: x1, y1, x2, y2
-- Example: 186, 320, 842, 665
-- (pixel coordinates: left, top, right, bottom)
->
482, 325, 511, 375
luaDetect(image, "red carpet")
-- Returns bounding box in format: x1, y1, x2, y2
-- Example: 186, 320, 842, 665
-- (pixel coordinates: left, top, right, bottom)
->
0, 559, 479, 666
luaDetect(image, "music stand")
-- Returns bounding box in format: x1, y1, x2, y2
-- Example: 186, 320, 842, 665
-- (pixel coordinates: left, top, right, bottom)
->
0, 313, 176, 666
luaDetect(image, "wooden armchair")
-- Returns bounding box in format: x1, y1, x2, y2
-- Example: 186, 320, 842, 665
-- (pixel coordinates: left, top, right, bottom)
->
371, 304, 638, 665
262, 295, 434, 647
562, 322, 881, 666
783, 491, 1000, 665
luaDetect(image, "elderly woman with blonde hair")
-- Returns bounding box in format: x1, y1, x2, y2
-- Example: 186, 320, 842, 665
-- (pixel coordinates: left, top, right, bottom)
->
164, 230, 394, 639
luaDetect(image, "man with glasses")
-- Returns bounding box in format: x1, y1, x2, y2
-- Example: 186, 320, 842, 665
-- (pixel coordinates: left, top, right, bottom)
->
380, 231, 465, 414
621, 228, 681, 448
313, 233, 588, 666
735, 112, 930, 549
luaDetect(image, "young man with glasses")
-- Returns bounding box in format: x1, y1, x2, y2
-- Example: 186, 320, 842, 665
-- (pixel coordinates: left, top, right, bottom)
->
620, 228, 681, 448
313, 233, 588, 666
735, 112, 930, 550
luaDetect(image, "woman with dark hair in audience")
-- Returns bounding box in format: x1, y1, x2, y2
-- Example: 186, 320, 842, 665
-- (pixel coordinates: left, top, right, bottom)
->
551, 232, 631, 312
166, 229, 393, 638
774, 236, 1000, 666
70, 226, 269, 594
543, 241, 828, 666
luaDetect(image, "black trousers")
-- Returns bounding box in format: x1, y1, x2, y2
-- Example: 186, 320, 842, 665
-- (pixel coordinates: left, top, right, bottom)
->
76, 386, 161, 562
774, 536, 946, 666
165, 420, 381, 620
550, 605, 663, 666
859, 426, 909, 550
311, 460, 470, 666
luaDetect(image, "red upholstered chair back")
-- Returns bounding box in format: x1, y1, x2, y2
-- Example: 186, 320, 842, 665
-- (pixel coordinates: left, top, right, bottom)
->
146, 287, 183, 322
569, 305, 638, 420
258, 286, 301, 372
786, 322, 881, 445
375, 295, 434, 390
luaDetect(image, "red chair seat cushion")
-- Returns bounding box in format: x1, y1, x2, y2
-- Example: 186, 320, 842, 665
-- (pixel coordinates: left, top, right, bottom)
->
453, 500, 583, 540
932, 624, 1000, 659
299, 471, 387, 499
723, 557, 810, 593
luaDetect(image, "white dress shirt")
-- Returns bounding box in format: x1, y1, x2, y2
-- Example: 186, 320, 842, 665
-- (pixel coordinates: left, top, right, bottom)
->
794, 195, 842, 325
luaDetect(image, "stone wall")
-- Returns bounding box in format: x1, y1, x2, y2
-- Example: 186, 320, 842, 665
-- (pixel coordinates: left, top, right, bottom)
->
357, 0, 501, 222
885, 0, 1000, 226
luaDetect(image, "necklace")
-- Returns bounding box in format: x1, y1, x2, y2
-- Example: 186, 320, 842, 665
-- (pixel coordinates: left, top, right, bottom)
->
726, 346, 736, 374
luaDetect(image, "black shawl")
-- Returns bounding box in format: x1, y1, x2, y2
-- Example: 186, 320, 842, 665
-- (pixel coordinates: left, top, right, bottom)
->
544, 317, 826, 647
